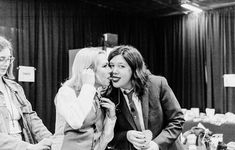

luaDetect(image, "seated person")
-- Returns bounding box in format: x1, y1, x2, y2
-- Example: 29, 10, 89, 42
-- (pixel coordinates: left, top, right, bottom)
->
0, 36, 52, 150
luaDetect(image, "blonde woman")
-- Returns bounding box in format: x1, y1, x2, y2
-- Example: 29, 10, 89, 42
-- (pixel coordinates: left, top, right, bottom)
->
53, 47, 116, 150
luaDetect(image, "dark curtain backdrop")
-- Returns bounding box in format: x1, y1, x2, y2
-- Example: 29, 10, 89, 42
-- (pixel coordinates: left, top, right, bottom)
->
156, 14, 207, 112
157, 7, 235, 113
1, 0, 235, 132
205, 8, 235, 113
0, 0, 158, 132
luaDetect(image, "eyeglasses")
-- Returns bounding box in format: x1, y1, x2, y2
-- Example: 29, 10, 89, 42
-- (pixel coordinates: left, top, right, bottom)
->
0, 56, 15, 64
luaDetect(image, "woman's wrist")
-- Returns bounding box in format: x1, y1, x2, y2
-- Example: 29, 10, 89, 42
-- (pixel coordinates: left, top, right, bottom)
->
107, 114, 117, 120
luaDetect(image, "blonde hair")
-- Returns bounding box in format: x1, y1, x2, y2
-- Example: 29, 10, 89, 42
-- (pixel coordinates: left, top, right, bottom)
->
0, 36, 14, 79
64, 47, 105, 91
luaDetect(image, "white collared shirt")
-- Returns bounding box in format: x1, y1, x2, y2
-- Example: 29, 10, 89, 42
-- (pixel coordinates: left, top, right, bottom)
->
121, 88, 145, 131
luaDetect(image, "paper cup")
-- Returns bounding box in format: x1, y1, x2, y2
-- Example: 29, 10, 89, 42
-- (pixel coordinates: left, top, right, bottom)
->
205, 108, 215, 117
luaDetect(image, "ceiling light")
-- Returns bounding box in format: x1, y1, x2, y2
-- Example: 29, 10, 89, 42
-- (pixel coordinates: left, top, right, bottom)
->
181, 3, 203, 13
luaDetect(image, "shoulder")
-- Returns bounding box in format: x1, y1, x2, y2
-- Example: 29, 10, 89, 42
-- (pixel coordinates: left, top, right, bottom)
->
148, 75, 167, 85
55, 85, 77, 105
58, 85, 77, 96
3, 77, 24, 92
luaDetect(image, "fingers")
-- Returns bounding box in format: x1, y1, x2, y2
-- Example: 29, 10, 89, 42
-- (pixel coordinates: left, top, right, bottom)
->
142, 130, 153, 145
99, 97, 113, 104
127, 130, 146, 149
127, 130, 155, 150
127, 130, 145, 142
40, 145, 51, 150
36, 138, 52, 150
100, 97, 115, 109
40, 138, 53, 146
100, 97, 116, 118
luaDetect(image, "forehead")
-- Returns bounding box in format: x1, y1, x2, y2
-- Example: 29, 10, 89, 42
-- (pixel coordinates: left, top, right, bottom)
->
0, 48, 11, 56
110, 55, 128, 64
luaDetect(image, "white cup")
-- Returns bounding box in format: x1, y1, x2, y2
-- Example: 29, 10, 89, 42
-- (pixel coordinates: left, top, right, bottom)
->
181, 108, 187, 115
205, 108, 215, 117
190, 108, 200, 118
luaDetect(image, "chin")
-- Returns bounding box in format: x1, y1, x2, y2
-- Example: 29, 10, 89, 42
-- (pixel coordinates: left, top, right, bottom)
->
112, 82, 122, 88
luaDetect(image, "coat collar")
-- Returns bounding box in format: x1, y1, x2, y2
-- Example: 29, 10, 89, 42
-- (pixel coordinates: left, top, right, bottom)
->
141, 87, 149, 129
2, 77, 20, 93
2, 77, 26, 107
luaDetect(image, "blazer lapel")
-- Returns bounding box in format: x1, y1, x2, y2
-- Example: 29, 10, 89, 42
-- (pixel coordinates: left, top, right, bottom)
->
118, 89, 137, 130
141, 88, 149, 129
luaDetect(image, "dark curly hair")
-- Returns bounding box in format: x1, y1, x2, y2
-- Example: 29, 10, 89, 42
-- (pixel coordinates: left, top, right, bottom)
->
108, 45, 151, 98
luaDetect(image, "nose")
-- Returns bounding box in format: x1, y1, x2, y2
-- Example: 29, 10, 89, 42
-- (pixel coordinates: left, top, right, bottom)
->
111, 66, 118, 74
107, 67, 112, 74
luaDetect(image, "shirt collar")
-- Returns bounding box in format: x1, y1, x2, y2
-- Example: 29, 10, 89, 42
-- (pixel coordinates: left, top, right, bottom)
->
121, 88, 134, 94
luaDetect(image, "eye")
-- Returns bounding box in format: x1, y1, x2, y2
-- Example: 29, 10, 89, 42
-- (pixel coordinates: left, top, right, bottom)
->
109, 64, 114, 68
0, 57, 5, 61
118, 65, 125, 68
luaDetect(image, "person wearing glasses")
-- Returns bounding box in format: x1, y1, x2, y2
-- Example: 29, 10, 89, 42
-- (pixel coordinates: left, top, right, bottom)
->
0, 36, 53, 150
107, 45, 185, 150
54, 47, 116, 150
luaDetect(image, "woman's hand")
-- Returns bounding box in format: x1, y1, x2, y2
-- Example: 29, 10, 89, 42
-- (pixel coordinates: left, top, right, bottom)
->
127, 130, 157, 150
126, 130, 146, 150
99, 97, 116, 119
27, 138, 52, 150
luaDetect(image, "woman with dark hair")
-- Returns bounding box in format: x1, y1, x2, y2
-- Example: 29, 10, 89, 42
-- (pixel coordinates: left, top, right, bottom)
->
108, 45, 185, 150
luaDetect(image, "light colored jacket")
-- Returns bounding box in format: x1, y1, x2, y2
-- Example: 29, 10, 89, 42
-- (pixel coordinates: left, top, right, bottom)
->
0, 77, 52, 150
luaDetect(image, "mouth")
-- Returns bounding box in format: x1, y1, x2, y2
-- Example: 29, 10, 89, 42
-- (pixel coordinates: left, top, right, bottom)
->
110, 76, 121, 82
0, 68, 7, 72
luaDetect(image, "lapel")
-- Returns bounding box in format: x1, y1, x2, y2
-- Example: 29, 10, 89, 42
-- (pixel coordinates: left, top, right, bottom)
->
141, 87, 149, 129
118, 89, 137, 130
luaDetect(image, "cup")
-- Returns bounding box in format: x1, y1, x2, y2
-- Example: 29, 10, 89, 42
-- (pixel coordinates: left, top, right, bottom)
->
181, 108, 187, 115
191, 108, 200, 118
205, 108, 215, 118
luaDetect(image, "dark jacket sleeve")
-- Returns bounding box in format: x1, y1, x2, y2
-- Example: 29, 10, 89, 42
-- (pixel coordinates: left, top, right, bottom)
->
152, 76, 185, 149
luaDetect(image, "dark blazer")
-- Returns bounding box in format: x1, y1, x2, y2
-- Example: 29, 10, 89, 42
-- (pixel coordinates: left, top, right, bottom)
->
108, 75, 185, 150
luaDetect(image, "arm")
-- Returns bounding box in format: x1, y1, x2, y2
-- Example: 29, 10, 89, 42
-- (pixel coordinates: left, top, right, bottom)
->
0, 133, 31, 150
0, 86, 52, 150
94, 97, 117, 150
56, 84, 96, 129
94, 116, 116, 150
153, 77, 185, 149
0, 112, 30, 150
16, 86, 52, 142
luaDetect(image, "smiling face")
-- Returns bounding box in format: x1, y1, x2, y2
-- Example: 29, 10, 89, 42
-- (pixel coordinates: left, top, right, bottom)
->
0, 48, 12, 77
95, 53, 111, 87
109, 54, 133, 90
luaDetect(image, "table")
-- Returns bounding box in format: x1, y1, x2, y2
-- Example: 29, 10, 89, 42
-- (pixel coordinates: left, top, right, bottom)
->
183, 121, 235, 143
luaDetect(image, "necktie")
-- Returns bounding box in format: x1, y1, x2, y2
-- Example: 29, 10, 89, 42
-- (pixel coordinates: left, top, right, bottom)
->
94, 92, 101, 110
124, 90, 142, 131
